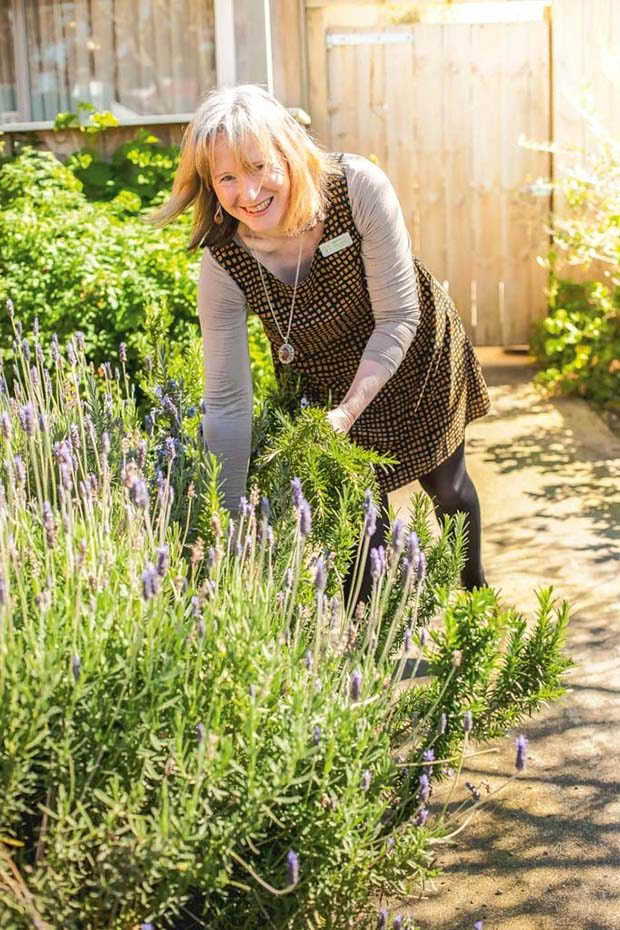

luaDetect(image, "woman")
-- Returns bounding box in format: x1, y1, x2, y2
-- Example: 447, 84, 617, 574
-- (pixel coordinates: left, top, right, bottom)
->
152, 84, 491, 595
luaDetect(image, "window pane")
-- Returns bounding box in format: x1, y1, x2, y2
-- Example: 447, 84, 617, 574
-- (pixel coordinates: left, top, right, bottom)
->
0, 1, 17, 118
11, 0, 216, 123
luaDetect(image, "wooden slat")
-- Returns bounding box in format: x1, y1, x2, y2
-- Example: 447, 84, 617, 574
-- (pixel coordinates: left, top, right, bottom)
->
442, 24, 473, 340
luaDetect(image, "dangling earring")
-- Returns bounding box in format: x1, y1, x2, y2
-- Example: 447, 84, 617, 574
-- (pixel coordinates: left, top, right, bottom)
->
214, 202, 224, 225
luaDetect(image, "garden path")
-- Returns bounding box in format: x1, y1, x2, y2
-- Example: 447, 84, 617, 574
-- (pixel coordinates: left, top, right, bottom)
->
391, 348, 620, 930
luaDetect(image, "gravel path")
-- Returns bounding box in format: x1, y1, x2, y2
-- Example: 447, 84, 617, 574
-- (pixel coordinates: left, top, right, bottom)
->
391, 349, 620, 930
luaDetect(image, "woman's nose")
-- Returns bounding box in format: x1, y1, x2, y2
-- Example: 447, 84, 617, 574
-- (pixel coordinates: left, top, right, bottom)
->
240, 175, 261, 203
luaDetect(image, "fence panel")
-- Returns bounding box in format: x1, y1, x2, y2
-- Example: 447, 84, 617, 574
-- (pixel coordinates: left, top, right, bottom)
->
323, 20, 551, 345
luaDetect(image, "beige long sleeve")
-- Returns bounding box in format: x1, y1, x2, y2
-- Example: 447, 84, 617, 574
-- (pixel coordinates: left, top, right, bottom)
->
198, 154, 420, 511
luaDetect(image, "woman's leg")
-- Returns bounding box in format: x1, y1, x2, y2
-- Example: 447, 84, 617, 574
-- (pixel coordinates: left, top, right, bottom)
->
417, 441, 487, 590
342, 486, 390, 610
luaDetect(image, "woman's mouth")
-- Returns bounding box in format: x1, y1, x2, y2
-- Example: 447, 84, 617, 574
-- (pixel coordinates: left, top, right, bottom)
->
243, 196, 274, 216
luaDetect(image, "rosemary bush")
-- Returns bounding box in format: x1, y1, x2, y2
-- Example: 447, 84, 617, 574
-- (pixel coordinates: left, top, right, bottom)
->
0, 308, 573, 930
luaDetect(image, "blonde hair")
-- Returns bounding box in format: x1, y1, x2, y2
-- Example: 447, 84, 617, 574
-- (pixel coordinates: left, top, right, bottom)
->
149, 84, 341, 249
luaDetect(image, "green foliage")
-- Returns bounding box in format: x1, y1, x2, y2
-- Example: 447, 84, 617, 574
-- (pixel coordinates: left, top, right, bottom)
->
0, 147, 199, 377
532, 277, 620, 409
531, 105, 620, 409
66, 128, 180, 206
53, 101, 120, 135
0, 319, 573, 930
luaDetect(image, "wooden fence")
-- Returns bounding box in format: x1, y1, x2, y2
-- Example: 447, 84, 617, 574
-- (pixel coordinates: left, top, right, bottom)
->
305, 0, 620, 345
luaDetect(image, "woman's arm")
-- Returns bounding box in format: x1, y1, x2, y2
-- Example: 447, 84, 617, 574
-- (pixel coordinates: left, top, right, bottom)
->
198, 248, 253, 511
329, 155, 420, 432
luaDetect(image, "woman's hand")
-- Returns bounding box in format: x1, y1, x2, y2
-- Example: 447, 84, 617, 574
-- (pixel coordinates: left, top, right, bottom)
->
326, 406, 354, 435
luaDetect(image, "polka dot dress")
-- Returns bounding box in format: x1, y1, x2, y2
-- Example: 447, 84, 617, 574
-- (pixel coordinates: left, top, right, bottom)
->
209, 160, 491, 494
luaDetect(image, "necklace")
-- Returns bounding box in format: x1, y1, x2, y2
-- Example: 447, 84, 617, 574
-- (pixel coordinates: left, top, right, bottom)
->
255, 234, 304, 365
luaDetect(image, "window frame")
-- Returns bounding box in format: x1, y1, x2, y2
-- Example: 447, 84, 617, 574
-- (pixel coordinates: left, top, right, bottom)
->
1, 0, 240, 131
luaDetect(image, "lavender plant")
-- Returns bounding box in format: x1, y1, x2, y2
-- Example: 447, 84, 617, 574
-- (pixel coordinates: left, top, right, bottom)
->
0, 308, 573, 930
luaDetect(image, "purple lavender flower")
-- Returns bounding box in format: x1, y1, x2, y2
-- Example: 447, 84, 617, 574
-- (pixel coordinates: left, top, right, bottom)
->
363, 489, 373, 513
465, 781, 481, 802
19, 403, 35, 437
75, 330, 84, 352
291, 476, 302, 509
14, 455, 26, 486
329, 595, 340, 628
419, 627, 428, 648
464, 710, 473, 734
21, 339, 31, 363
515, 734, 528, 772
156, 545, 169, 577
350, 669, 362, 701
6, 298, 14, 318
365, 502, 377, 537
299, 499, 312, 537
361, 769, 371, 792
377, 908, 388, 930
136, 439, 147, 469
304, 650, 313, 672
439, 711, 447, 735
265, 524, 274, 548
1, 411, 11, 440
141, 924, 154, 930
67, 340, 77, 367
30, 366, 39, 388
391, 518, 404, 552
406, 531, 419, 559
42, 501, 56, 547
419, 773, 430, 802
313, 724, 321, 746
35, 340, 44, 364
286, 849, 299, 886
422, 747, 435, 776
163, 436, 176, 462
196, 723, 206, 745
234, 539, 242, 559
129, 478, 149, 510
261, 495, 271, 520
142, 562, 160, 601
415, 550, 427, 584
239, 496, 250, 518
144, 412, 154, 436
370, 547, 382, 581
314, 555, 326, 592
393, 917, 402, 930
415, 806, 429, 826
474, 922, 484, 930
70, 423, 81, 451
51, 333, 60, 364
385, 836, 394, 852
403, 627, 412, 652
72, 654, 81, 683
119, 342, 127, 363
102, 431, 110, 455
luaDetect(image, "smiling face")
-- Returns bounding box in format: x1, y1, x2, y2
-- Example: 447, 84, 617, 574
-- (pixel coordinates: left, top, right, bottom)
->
211, 133, 291, 236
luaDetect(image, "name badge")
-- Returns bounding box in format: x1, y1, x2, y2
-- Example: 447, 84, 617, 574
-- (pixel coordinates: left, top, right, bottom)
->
319, 231, 353, 257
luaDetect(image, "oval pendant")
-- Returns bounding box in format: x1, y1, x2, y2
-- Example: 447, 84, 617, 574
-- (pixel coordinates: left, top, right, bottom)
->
278, 343, 295, 365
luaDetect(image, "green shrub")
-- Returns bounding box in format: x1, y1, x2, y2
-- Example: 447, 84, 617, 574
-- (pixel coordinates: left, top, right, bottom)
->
66, 128, 180, 207
532, 277, 620, 409
0, 147, 199, 375
0, 316, 573, 930
531, 106, 620, 408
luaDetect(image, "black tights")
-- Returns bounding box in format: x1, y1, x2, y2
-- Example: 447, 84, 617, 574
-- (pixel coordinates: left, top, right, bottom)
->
343, 442, 486, 606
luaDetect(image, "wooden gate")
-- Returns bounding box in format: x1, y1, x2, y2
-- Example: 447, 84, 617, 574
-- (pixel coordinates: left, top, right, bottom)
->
315, 19, 552, 345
